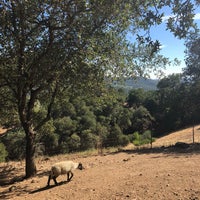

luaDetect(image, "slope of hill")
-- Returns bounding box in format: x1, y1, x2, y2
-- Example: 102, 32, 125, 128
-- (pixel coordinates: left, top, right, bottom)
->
1, 125, 200, 200
153, 125, 200, 147
113, 77, 158, 91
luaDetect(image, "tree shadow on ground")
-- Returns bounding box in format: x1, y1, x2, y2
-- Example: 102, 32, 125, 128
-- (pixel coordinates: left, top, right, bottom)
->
0, 165, 25, 186
119, 142, 200, 156
0, 169, 48, 187
0, 181, 28, 200
0, 163, 50, 199
1, 142, 200, 199
0, 177, 69, 199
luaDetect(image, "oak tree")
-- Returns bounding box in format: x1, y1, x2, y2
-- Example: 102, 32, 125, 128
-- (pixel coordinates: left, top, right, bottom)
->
0, 0, 198, 178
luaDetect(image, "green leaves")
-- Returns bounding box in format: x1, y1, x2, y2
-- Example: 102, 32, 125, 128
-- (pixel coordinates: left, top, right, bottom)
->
0, 0, 198, 153
166, 0, 196, 39
184, 33, 200, 82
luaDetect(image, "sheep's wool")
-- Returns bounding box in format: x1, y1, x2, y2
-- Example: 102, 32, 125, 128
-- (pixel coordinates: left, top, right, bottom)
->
51, 161, 79, 177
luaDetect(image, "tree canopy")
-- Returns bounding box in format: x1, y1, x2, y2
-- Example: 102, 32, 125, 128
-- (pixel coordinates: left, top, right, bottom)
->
184, 32, 200, 82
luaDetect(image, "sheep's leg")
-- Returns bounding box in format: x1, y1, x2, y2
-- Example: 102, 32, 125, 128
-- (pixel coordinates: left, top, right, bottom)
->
67, 172, 73, 181
47, 175, 51, 186
53, 176, 58, 185
67, 172, 70, 181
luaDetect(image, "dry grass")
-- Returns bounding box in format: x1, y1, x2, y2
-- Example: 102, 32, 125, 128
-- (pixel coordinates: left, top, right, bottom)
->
1, 125, 200, 200
153, 125, 200, 147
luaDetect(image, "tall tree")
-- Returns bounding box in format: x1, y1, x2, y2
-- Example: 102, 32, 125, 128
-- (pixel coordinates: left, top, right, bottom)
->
184, 33, 200, 82
127, 88, 146, 108
0, 0, 198, 178
156, 74, 185, 132
184, 32, 200, 126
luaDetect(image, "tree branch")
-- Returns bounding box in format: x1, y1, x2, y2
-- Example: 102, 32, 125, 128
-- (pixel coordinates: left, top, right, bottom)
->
34, 81, 58, 131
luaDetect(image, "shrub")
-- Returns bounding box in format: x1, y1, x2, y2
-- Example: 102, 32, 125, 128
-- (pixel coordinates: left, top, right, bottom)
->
1, 130, 25, 160
96, 123, 109, 143
59, 141, 70, 154
106, 124, 123, 147
39, 120, 58, 155
134, 131, 140, 139
105, 124, 129, 147
133, 130, 154, 146
67, 133, 81, 152
41, 133, 59, 155
127, 133, 135, 143
80, 130, 98, 150
118, 134, 130, 146
142, 130, 151, 141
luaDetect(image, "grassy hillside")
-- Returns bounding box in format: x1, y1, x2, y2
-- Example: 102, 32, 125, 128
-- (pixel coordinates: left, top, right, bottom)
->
113, 77, 158, 91
153, 125, 200, 147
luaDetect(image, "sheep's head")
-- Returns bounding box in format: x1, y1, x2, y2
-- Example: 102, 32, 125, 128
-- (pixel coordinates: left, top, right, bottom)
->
78, 163, 83, 170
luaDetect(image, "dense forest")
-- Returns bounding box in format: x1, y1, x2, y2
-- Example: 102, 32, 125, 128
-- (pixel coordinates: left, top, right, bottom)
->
1, 70, 200, 161
0, 0, 199, 178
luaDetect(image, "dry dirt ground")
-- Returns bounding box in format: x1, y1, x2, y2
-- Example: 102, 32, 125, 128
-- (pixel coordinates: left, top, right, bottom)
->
1, 125, 200, 200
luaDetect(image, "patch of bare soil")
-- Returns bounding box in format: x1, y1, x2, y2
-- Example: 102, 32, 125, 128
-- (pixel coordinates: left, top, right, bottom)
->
1, 125, 200, 200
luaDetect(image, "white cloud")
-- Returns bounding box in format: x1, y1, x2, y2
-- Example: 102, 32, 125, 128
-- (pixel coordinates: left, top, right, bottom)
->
194, 13, 200, 20
162, 15, 173, 22
162, 13, 200, 22
160, 44, 167, 49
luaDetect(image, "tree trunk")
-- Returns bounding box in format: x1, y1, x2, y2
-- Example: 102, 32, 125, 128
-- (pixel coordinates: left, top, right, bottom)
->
25, 129, 37, 178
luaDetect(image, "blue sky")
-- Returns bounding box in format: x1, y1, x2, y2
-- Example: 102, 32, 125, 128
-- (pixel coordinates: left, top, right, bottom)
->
148, 5, 200, 78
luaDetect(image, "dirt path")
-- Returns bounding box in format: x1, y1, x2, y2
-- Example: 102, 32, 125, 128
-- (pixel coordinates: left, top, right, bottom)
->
1, 150, 200, 200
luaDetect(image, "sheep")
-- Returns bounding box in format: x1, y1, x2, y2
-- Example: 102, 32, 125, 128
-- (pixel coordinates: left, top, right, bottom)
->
47, 161, 83, 186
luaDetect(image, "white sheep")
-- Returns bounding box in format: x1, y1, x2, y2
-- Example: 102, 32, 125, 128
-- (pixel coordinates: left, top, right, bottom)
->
47, 161, 83, 186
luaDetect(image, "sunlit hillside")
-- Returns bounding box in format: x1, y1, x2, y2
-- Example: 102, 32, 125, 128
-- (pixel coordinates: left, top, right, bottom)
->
153, 125, 200, 147
113, 77, 158, 91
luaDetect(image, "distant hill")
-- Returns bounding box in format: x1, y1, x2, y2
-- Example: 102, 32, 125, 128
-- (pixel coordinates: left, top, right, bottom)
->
113, 77, 159, 91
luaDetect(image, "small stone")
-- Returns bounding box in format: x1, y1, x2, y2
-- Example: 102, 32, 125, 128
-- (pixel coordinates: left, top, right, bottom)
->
9, 185, 17, 192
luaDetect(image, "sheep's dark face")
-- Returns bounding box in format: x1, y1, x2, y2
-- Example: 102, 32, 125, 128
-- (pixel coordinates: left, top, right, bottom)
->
78, 163, 83, 170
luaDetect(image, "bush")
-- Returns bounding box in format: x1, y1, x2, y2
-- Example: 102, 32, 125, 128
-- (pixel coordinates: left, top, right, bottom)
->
127, 133, 135, 143
118, 134, 130, 146
51, 133, 81, 154
96, 123, 109, 143
0, 142, 8, 162
105, 124, 129, 147
133, 131, 140, 141
133, 130, 154, 146
1, 130, 25, 160
142, 130, 151, 139
80, 130, 98, 150
41, 133, 59, 155
59, 141, 70, 154
67, 133, 81, 152
106, 124, 123, 147
39, 120, 59, 155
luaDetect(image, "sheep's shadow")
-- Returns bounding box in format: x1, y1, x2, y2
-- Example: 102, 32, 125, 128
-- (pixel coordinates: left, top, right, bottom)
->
29, 181, 69, 194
